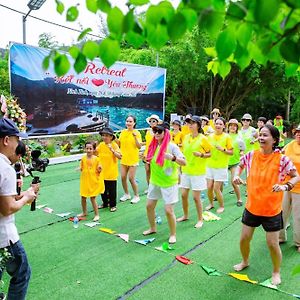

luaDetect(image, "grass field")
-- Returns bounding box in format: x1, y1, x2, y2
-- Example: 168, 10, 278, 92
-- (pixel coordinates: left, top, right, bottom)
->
2, 161, 299, 300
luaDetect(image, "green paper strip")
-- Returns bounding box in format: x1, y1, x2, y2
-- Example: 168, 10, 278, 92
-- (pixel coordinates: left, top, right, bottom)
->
201, 265, 222, 276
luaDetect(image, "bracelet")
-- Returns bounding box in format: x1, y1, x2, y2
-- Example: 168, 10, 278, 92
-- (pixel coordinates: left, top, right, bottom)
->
223, 148, 226, 152
172, 155, 177, 162
200, 153, 204, 158
286, 182, 295, 191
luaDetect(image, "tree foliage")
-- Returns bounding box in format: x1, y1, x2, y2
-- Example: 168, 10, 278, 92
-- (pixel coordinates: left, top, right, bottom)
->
49, 0, 300, 78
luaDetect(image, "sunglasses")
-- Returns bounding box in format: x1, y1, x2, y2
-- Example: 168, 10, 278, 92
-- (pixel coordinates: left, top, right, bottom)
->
242, 119, 251, 122
149, 119, 158, 123
153, 129, 164, 134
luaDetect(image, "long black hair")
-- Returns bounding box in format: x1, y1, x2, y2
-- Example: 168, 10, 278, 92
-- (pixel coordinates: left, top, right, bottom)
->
126, 115, 137, 128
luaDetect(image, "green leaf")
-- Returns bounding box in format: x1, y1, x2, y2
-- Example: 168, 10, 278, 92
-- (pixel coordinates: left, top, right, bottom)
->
190, 0, 212, 11
168, 13, 187, 42
129, 0, 150, 5
146, 2, 175, 26
123, 10, 135, 33
280, 39, 300, 64
86, 0, 98, 13
42, 56, 50, 70
236, 23, 252, 48
74, 53, 88, 74
69, 46, 80, 59
66, 6, 79, 22
54, 54, 71, 76
216, 29, 237, 61
207, 60, 220, 76
254, 0, 280, 25
125, 31, 145, 48
292, 264, 300, 276
204, 47, 217, 57
107, 7, 124, 39
97, 0, 111, 13
146, 23, 169, 50
227, 2, 247, 20
248, 42, 267, 65
285, 0, 300, 8
82, 41, 99, 60
218, 60, 231, 79
180, 8, 198, 31
77, 28, 92, 41
285, 63, 298, 77
55, 0, 64, 14
199, 8, 225, 37
99, 38, 120, 67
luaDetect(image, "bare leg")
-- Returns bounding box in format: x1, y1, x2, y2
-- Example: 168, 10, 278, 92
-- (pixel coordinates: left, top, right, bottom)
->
128, 166, 139, 196
78, 196, 87, 216
234, 224, 255, 271
143, 199, 157, 235
165, 204, 176, 243
214, 181, 224, 213
206, 179, 214, 209
120, 164, 129, 195
177, 188, 189, 222
193, 190, 203, 228
145, 163, 150, 186
90, 196, 99, 221
266, 231, 282, 285
279, 192, 292, 242
231, 167, 242, 203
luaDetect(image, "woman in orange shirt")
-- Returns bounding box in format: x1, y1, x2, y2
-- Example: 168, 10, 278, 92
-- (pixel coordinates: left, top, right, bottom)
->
233, 124, 299, 285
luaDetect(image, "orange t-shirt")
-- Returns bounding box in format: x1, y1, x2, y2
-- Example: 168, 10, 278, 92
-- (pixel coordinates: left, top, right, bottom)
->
243, 151, 293, 216
284, 140, 300, 194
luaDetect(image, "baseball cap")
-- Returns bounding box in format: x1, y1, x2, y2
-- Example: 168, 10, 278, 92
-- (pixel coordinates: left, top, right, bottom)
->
154, 122, 170, 131
99, 127, 115, 140
171, 119, 181, 126
0, 118, 28, 139
185, 115, 202, 124
241, 113, 252, 121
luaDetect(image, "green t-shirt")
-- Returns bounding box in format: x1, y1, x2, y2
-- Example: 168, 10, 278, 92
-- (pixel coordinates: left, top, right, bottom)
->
150, 143, 183, 187
182, 134, 212, 175
228, 133, 245, 166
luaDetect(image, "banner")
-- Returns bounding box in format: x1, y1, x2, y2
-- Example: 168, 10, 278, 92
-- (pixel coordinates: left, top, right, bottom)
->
9, 43, 166, 136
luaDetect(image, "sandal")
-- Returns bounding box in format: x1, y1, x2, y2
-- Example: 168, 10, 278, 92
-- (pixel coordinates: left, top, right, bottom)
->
236, 201, 243, 207
98, 205, 108, 209
110, 207, 117, 212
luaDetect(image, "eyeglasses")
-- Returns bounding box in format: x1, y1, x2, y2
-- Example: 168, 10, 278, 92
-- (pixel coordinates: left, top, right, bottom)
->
153, 129, 163, 134
149, 120, 158, 123
242, 119, 251, 122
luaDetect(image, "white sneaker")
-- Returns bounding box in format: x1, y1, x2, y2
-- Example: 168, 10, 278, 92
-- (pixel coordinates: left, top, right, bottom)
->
120, 194, 131, 202
143, 189, 148, 194
131, 196, 140, 204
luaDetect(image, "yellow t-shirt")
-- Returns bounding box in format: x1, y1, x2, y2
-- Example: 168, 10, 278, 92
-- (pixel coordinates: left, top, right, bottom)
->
181, 125, 191, 138
207, 132, 233, 168
119, 129, 142, 166
209, 119, 216, 130
284, 140, 300, 194
96, 141, 120, 180
144, 129, 154, 157
171, 130, 183, 149
182, 134, 212, 175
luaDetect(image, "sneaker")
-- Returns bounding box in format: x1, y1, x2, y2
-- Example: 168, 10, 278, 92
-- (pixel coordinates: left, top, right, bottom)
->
131, 196, 140, 204
0, 292, 6, 300
120, 194, 131, 202
143, 189, 148, 195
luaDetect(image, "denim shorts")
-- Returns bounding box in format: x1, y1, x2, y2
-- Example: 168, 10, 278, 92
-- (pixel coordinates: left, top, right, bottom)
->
242, 209, 283, 232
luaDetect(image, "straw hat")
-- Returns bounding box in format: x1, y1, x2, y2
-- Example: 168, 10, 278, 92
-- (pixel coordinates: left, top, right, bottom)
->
211, 108, 221, 115
146, 114, 162, 125
241, 113, 252, 121
228, 118, 239, 126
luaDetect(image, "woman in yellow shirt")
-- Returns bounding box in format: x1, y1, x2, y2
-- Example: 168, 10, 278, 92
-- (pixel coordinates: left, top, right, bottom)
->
119, 115, 142, 204
97, 127, 121, 212
170, 120, 183, 149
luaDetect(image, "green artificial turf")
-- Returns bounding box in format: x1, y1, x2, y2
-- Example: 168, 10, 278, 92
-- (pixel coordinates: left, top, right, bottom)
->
1, 161, 299, 299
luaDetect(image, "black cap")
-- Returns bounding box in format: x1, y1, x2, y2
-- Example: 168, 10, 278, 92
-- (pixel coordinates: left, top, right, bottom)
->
99, 127, 115, 140
154, 122, 170, 131
0, 118, 28, 139
172, 120, 181, 126
185, 115, 201, 124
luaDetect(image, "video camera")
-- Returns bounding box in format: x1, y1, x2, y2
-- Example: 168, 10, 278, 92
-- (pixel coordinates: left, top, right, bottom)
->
26, 150, 49, 211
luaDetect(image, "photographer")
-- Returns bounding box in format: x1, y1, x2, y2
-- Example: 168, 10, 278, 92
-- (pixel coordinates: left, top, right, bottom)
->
0, 118, 38, 300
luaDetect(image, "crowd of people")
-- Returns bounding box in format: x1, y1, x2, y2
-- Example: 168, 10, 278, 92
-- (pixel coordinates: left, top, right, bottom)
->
0, 109, 299, 299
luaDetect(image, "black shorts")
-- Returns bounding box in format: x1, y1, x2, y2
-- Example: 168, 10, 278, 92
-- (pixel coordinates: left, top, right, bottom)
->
241, 209, 283, 232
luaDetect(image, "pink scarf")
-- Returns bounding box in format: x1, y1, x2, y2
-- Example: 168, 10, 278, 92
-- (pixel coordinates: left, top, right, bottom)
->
146, 129, 171, 166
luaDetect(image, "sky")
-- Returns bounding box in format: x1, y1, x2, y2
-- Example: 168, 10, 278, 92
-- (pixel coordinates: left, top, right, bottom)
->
0, 0, 179, 49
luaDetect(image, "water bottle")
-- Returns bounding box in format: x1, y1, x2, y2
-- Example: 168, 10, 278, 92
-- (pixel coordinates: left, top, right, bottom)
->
73, 216, 79, 229
156, 215, 162, 225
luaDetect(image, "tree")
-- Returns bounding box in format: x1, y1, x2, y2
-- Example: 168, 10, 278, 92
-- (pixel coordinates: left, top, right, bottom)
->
47, 0, 300, 79
38, 33, 59, 49
0, 51, 10, 96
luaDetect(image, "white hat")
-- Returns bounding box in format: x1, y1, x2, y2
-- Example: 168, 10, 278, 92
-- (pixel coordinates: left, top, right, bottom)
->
146, 114, 162, 125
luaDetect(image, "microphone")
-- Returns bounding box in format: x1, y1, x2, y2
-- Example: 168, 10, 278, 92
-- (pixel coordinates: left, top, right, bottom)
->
14, 162, 22, 195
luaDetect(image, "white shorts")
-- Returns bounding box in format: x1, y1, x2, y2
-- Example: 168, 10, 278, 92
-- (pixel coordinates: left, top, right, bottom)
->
147, 183, 179, 205
206, 167, 228, 182
180, 174, 207, 191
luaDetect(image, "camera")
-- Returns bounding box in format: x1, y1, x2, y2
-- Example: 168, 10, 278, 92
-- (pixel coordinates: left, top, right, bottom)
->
26, 149, 49, 211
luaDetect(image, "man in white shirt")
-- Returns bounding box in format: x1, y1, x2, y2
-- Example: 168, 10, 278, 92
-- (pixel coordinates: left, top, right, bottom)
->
0, 118, 38, 300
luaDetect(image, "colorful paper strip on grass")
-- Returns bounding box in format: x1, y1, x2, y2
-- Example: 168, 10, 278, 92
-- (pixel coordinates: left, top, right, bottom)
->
228, 273, 258, 284
99, 228, 116, 234
117, 234, 129, 243
134, 238, 155, 246
201, 265, 222, 276
202, 211, 221, 221
155, 242, 174, 253
259, 278, 278, 290
176, 255, 193, 265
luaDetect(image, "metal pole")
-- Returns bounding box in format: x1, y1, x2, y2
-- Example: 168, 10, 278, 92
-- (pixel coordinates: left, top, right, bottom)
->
156, 52, 159, 67
22, 10, 32, 44
209, 75, 213, 113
